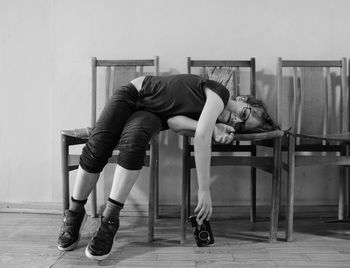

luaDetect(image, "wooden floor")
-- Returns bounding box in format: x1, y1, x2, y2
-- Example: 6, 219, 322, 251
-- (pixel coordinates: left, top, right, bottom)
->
1, 213, 350, 267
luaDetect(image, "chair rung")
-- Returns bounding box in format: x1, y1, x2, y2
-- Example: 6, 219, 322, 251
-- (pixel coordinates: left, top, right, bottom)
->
295, 155, 350, 167
295, 144, 342, 152
186, 156, 274, 172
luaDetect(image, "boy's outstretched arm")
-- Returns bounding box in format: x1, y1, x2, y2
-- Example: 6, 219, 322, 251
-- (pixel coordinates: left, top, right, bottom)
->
168, 116, 234, 144
192, 88, 225, 224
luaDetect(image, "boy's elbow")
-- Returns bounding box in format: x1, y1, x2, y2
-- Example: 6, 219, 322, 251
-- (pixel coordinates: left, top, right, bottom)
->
171, 127, 180, 133
167, 120, 180, 133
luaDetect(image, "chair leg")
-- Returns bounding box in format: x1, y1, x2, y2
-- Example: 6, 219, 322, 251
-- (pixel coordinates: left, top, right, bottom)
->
250, 146, 257, 223
148, 176, 156, 242
338, 144, 347, 220
154, 135, 160, 219
181, 136, 190, 244
269, 137, 282, 243
181, 170, 189, 244
148, 136, 158, 242
155, 158, 159, 219
286, 135, 295, 242
250, 167, 257, 223
338, 171, 345, 220
347, 170, 350, 218
187, 172, 191, 218
61, 134, 70, 214
346, 143, 350, 219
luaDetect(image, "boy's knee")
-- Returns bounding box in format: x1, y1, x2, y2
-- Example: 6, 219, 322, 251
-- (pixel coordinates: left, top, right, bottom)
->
79, 131, 119, 173
117, 111, 162, 170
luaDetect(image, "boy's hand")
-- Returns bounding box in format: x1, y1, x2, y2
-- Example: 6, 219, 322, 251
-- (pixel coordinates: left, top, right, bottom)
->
194, 189, 212, 225
213, 123, 235, 144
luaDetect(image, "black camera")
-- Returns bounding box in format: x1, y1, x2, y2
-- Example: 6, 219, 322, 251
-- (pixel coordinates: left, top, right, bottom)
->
188, 215, 214, 247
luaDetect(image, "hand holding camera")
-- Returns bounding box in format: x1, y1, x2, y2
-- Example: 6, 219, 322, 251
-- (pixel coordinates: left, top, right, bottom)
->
194, 189, 212, 225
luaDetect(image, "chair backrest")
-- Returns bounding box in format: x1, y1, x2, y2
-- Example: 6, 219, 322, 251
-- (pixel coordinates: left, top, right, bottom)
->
91, 57, 159, 127
276, 58, 348, 138
187, 58, 256, 99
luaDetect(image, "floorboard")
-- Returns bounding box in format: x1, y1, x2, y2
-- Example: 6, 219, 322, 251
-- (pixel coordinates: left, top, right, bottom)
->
1, 213, 350, 267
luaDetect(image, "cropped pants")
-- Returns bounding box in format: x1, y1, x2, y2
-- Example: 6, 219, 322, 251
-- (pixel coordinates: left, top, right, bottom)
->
79, 83, 162, 173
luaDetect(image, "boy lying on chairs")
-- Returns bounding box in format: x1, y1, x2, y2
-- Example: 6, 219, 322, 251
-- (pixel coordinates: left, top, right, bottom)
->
57, 74, 278, 260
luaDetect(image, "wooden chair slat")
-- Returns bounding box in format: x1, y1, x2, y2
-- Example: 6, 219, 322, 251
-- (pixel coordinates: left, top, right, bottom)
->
91, 57, 97, 126
323, 67, 331, 143
235, 67, 240, 96
140, 66, 144, 76
282, 60, 342, 68
190, 60, 252, 67
105, 66, 111, 103
96, 59, 155, 67
250, 58, 256, 96
292, 67, 298, 134
341, 58, 348, 133
276, 58, 282, 124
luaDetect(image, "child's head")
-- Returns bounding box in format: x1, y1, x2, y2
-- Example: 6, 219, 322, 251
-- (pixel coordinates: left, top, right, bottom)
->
217, 95, 280, 133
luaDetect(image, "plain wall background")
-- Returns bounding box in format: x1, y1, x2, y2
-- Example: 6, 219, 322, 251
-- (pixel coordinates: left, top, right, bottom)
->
1, 0, 349, 211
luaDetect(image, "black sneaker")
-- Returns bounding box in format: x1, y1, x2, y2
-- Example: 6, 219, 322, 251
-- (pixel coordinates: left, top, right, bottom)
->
85, 217, 119, 261
57, 209, 87, 251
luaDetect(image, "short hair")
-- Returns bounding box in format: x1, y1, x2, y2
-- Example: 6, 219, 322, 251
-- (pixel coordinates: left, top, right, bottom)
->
235, 95, 280, 133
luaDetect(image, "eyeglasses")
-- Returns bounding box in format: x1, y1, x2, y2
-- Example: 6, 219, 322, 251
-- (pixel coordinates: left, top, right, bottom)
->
234, 106, 252, 133
239, 106, 251, 122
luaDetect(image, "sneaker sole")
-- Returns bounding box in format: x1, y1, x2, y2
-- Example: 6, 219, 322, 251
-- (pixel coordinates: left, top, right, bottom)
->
85, 246, 111, 261
57, 212, 87, 251
84, 233, 116, 261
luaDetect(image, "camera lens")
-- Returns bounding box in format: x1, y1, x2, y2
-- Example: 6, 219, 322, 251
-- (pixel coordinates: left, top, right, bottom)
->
198, 230, 210, 241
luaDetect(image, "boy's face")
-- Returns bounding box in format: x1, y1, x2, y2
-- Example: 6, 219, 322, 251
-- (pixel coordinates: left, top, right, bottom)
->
234, 112, 262, 133
218, 99, 262, 133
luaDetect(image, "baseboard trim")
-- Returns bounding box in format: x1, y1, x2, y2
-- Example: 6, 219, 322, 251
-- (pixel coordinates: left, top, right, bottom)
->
0, 201, 341, 219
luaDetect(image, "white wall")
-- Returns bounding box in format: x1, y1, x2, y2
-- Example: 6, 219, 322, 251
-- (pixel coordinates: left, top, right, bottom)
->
1, 0, 349, 208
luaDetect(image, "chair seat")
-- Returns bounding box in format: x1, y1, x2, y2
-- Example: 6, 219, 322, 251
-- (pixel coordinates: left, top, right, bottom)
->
62, 128, 153, 150
180, 129, 284, 142
61, 128, 91, 139
234, 130, 284, 141
294, 132, 350, 142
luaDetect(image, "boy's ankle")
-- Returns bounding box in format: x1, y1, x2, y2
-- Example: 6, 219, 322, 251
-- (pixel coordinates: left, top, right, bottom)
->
69, 197, 87, 213
102, 198, 124, 221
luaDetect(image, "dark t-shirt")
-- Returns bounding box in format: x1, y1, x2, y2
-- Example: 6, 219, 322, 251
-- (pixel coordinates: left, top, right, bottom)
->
137, 74, 229, 127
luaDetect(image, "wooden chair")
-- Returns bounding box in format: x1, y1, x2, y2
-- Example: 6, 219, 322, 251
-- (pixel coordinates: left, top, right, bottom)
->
61, 57, 160, 242
276, 58, 350, 242
180, 57, 284, 244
